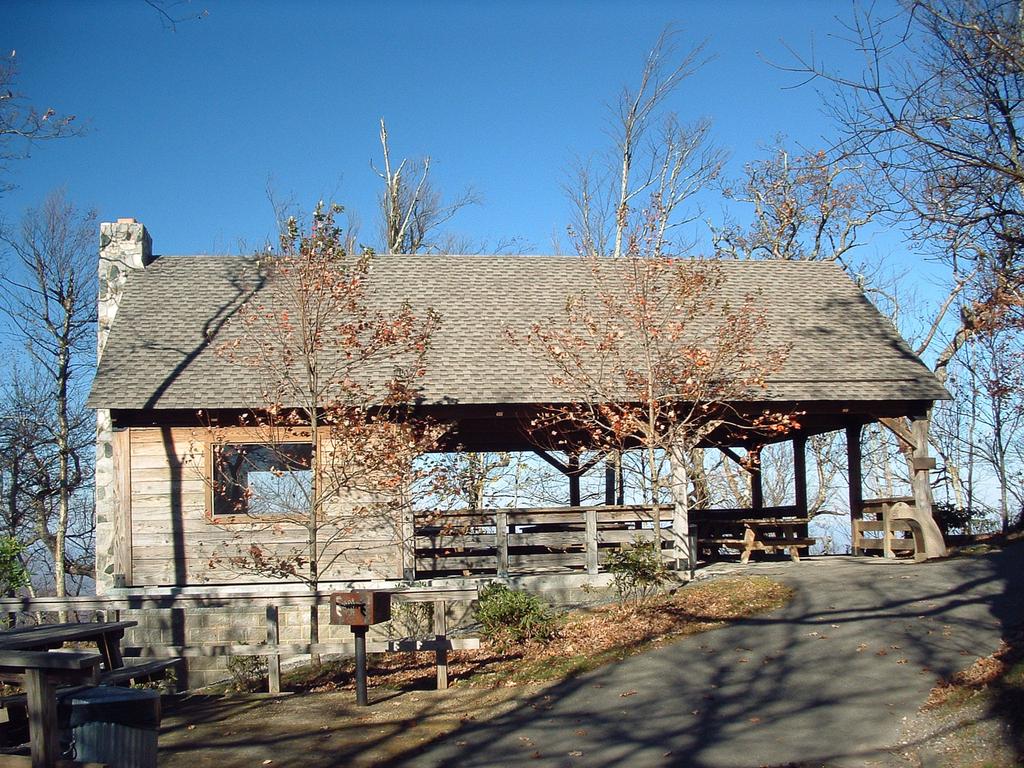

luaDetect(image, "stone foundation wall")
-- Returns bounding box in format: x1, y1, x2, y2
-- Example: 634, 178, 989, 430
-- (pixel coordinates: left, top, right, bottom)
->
121, 601, 475, 689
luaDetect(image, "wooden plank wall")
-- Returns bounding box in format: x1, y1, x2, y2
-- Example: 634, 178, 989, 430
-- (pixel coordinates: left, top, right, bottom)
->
128, 427, 402, 586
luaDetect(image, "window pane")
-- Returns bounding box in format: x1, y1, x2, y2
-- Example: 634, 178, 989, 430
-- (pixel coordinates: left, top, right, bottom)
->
213, 443, 313, 518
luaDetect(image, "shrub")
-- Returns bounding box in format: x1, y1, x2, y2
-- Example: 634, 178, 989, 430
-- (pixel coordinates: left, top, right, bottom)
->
226, 655, 268, 692
932, 502, 980, 536
606, 538, 670, 606
382, 601, 434, 640
475, 583, 556, 648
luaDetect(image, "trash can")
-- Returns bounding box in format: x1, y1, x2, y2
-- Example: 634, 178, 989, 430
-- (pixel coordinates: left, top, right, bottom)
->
69, 686, 161, 768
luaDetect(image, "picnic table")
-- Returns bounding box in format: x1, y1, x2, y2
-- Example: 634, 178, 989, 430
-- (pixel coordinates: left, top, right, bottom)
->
0, 621, 176, 768
0, 650, 103, 768
699, 517, 815, 564
0, 621, 137, 673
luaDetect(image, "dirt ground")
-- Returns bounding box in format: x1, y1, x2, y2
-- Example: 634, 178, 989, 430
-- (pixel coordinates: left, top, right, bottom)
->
158, 575, 791, 767
159, 683, 556, 768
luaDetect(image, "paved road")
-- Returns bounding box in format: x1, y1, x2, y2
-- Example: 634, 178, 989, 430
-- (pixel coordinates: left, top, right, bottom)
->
392, 548, 1024, 768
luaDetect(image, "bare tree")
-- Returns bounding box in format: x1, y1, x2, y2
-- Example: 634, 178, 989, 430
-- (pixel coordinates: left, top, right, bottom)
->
566, 26, 726, 258
792, 0, 1024, 332
376, 119, 480, 254
0, 367, 95, 593
713, 142, 880, 266
0, 191, 97, 598
143, 0, 208, 31
0, 54, 80, 194
935, 330, 1023, 531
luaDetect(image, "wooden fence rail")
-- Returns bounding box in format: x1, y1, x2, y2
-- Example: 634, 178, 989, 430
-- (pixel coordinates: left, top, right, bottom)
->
414, 504, 802, 578
0, 587, 479, 694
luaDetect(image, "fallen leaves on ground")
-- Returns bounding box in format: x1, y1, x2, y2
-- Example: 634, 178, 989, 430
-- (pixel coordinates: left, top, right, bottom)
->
286, 576, 792, 693
924, 631, 1023, 709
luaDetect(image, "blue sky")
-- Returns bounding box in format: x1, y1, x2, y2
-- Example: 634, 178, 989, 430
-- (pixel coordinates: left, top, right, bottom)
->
2, 0, 897, 257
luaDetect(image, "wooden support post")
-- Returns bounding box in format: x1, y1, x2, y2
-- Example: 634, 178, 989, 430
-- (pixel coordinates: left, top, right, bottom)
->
604, 459, 615, 506
433, 599, 448, 691
909, 415, 946, 559
585, 508, 598, 575
793, 434, 808, 538
670, 443, 691, 570
25, 668, 57, 768
793, 435, 808, 515
750, 448, 763, 513
568, 452, 581, 507
495, 511, 509, 578
846, 424, 864, 555
910, 417, 935, 517
616, 453, 625, 506
266, 604, 281, 694
98, 627, 125, 671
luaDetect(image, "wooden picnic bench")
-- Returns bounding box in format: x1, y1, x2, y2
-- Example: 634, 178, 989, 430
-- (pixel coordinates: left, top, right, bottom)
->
698, 518, 815, 564
0, 650, 103, 768
0, 622, 180, 687
0, 621, 181, 767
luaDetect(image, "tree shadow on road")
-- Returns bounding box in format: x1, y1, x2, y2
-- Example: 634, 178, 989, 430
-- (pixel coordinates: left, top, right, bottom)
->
371, 549, 1024, 768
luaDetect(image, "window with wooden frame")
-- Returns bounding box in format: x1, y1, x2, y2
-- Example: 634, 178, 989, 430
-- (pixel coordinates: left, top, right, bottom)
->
210, 441, 314, 522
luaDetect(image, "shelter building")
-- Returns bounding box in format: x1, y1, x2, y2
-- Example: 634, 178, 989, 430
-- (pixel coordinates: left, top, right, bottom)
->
88, 219, 950, 596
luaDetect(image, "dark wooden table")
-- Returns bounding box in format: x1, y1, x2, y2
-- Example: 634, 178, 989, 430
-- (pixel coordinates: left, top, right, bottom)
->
0, 621, 139, 767
0, 650, 102, 768
0, 621, 137, 673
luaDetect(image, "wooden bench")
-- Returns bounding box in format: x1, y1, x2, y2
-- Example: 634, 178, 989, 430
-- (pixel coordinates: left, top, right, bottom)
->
98, 657, 181, 687
853, 497, 923, 559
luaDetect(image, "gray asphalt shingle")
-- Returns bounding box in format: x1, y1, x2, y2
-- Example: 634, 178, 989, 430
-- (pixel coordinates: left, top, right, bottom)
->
87, 254, 948, 410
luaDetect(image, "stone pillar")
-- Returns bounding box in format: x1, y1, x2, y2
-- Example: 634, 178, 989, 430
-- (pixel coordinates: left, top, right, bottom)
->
95, 219, 153, 593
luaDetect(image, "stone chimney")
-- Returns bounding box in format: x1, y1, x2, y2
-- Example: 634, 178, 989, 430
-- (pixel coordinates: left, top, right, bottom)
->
95, 218, 153, 593
98, 218, 153, 361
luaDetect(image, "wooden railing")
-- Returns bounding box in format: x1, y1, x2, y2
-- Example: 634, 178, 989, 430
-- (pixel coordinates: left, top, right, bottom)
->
415, 504, 665, 578
414, 504, 803, 578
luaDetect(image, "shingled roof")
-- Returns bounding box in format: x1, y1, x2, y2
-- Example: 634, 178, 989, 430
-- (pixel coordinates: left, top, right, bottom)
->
87, 255, 948, 411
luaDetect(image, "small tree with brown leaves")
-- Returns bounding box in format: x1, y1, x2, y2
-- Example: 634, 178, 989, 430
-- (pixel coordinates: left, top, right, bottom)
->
518, 242, 795, 568
213, 202, 440, 652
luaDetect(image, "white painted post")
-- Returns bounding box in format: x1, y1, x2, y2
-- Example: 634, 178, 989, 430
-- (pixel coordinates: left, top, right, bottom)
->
670, 442, 691, 571
433, 600, 448, 690
266, 604, 281, 694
